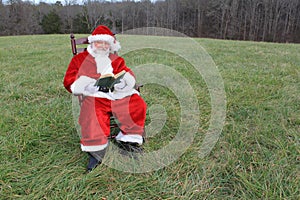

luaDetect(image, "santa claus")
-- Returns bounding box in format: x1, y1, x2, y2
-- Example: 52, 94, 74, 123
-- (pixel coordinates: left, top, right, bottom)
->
63, 25, 147, 173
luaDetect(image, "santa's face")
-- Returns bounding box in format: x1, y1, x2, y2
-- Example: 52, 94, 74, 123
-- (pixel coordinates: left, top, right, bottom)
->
92, 40, 110, 55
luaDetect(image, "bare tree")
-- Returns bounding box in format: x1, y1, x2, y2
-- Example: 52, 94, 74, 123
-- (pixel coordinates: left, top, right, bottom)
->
1, 0, 300, 43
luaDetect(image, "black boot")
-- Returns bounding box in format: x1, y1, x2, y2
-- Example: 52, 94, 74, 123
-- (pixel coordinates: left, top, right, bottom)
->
116, 141, 143, 158
86, 153, 100, 173
86, 148, 106, 173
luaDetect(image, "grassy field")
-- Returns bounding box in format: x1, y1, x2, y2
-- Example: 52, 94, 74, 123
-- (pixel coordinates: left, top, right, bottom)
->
0, 34, 299, 199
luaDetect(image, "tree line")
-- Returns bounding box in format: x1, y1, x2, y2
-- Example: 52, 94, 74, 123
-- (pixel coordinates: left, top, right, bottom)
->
1, 0, 300, 43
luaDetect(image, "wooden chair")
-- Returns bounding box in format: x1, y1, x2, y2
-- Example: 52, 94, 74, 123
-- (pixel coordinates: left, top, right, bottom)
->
70, 33, 143, 137
70, 33, 89, 55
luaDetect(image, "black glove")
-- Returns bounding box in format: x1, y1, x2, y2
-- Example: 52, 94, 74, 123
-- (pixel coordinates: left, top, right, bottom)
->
98, 86, 110, 93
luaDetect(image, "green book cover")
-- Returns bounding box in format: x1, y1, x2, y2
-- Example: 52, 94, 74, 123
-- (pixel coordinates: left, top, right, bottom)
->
94, 70, 126, 89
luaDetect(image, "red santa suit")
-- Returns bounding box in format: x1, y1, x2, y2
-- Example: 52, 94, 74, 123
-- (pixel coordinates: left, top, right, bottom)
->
63, 26, 147, 153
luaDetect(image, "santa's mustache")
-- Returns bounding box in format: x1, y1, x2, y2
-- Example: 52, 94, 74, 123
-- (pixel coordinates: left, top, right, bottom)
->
93, 47, 109, 56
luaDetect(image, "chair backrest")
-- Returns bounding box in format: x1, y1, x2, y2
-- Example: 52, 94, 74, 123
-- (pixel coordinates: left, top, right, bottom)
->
70, 33, 89, 56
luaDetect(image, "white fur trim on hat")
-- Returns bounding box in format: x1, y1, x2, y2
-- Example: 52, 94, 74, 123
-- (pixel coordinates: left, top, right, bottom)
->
88, 34, 114, 44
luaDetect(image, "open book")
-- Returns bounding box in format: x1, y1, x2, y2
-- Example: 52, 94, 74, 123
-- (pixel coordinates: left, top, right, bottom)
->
94, 70, 126, 91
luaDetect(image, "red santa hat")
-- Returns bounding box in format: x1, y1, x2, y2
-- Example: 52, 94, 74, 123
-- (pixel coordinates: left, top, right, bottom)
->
88, 25, 121, 52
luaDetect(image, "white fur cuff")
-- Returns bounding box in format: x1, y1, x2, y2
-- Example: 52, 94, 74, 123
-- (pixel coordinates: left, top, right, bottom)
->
123, 72, 136, 88
81, 143, 108, 152
115, 131, 143, 145
71, 76, 96, 95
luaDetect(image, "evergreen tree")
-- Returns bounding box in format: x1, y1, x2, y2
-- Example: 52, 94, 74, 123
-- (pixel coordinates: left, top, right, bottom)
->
72, 13, 90, 34
41, 10, 62, 34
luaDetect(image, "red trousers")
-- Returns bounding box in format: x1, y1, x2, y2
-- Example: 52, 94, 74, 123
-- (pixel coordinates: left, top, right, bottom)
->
79, 94, 147, 148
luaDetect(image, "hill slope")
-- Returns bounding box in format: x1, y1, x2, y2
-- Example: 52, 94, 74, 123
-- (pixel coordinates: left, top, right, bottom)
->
0, 35, 299, 199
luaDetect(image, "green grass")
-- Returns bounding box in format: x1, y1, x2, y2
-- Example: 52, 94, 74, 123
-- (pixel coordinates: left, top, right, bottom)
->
0, 34, 299, 199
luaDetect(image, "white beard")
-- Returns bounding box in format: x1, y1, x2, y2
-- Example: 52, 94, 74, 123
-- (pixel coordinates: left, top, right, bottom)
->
92, 47, 113, 74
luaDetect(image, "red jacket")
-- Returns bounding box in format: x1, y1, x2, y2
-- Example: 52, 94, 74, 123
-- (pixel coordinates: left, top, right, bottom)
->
63, 51, 133, 93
